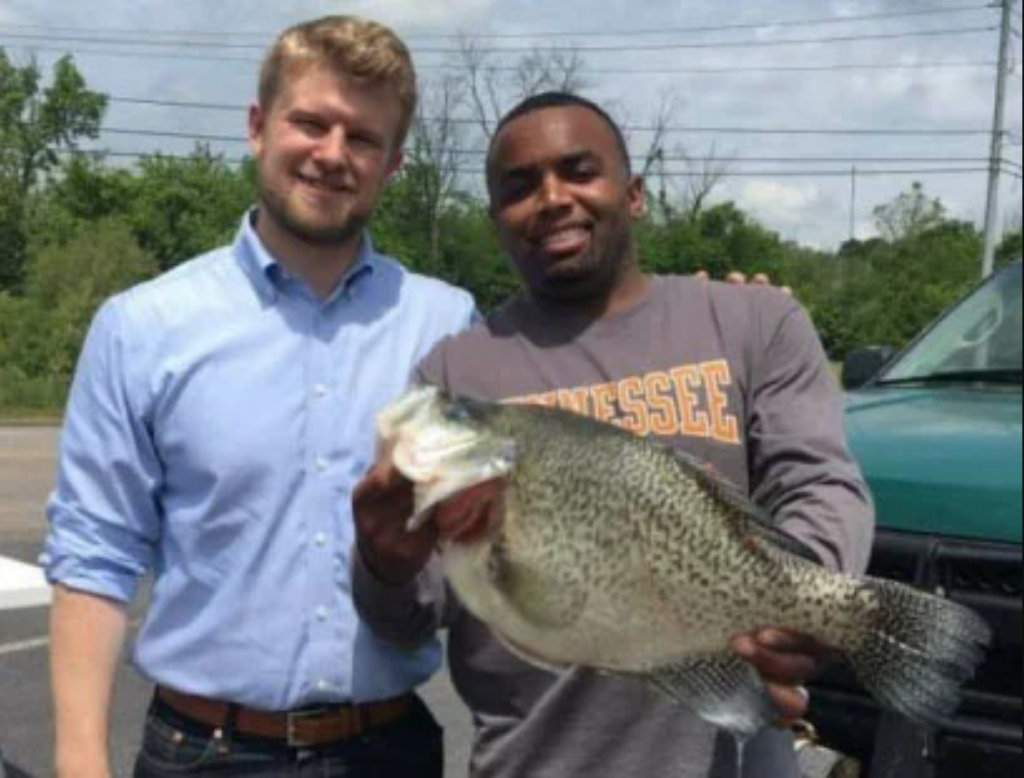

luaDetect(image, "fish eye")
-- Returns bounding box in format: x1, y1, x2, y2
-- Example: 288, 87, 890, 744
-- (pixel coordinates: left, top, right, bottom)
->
442, 402, 473, 423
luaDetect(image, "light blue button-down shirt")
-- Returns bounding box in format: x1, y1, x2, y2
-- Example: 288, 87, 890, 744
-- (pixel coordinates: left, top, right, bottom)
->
43, 213, 476, 710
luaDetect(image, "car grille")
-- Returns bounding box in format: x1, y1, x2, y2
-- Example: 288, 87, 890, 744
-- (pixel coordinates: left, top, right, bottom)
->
809, 530, 1022, 776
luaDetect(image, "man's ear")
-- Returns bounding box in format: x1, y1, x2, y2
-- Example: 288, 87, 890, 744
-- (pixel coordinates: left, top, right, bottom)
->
627, 174, 647, 221
247, 103, 266, 157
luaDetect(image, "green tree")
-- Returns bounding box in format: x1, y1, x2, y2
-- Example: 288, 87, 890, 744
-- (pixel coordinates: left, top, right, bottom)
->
873, 181, 946, 242
48, 153, 138, 223
996, 230, 1022, 268
0, 174, 25, 290
817, 210, 983, 358
0, 50, 107, 289
128, 148, 255, 271
637, 202, 796, 283
0, 292, 65, 409
23, 217, 157, 379
0, 51, 106, 192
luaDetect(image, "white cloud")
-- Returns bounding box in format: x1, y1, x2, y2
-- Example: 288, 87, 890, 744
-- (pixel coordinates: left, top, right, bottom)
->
739, 181, 826, 227
0, 0, 1014, 249
0, 2, 26, 25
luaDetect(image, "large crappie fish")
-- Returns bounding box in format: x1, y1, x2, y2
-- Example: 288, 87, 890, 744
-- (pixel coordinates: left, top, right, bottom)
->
378, 385, 991, 740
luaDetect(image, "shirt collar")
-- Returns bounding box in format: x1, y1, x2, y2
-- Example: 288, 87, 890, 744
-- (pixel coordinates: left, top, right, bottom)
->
233, 209, 378, 305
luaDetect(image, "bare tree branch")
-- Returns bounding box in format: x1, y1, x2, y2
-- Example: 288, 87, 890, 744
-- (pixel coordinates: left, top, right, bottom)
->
626, 92, 730, 223
406, 73, 471, 269
678, 143, 732, 222
458, 39, 590, 142
459, 37, 499, 141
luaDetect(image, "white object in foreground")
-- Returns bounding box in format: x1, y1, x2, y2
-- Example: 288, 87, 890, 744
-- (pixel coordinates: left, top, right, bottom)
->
0, 555, 51, 611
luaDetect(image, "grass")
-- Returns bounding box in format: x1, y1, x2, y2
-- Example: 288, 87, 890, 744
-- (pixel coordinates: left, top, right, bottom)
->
0, 408, 63, 425
0, 370, 67, 424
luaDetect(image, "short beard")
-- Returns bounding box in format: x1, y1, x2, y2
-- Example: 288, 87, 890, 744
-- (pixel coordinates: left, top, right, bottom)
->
530, 221, 634, 306
259, 183, 368, 248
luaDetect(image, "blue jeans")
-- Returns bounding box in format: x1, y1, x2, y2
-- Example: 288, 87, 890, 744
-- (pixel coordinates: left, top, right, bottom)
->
133, 694, 444, 777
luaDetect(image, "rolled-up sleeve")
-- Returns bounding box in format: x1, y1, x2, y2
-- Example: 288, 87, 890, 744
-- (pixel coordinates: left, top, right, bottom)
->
42, 298, 162, 603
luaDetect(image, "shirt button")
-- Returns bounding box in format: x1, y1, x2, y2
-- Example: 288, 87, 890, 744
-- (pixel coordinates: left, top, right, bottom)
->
315, 456, 330, 473
315, 533, 329, 548
316, 606, 329, 621
312, 384, 329, 399
317, 679, 331, 692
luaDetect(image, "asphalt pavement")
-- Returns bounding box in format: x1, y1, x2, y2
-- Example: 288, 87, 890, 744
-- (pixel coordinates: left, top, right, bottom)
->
0, 426, 473, 777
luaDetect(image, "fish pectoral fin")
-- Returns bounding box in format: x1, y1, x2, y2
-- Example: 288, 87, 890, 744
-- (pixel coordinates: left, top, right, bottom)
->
495, 557, 588, 630
644, 653, 776, 740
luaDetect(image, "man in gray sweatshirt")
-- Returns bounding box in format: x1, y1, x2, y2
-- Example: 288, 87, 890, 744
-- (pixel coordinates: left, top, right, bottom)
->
352, 92, 874, 778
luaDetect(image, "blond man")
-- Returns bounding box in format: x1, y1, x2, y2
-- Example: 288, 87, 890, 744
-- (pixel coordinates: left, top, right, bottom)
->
45, 16, 474, 778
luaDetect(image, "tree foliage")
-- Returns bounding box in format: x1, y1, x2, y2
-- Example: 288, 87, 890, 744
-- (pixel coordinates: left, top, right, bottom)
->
1, 52, 1021, 412
0, 51, 107, 290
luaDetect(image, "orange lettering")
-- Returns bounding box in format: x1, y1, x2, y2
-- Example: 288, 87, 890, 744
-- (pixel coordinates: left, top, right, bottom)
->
669, 366, 710, 439
556, 388, 591, 416
617, 377, 649, 435
644, 372, 680, 437
531, 392, 559, 408
589, 382, 619, 424
701, 360, 740, 444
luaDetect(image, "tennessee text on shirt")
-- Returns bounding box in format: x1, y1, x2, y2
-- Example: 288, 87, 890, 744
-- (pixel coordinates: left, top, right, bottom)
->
504, 359, 740, 445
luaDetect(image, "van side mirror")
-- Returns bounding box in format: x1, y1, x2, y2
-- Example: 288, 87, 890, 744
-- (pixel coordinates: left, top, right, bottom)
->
843, 346, 897, 390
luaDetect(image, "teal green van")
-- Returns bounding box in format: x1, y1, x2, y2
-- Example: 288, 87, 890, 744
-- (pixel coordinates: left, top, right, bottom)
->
813, 261, 1022, 776
846, 260, 1022, 545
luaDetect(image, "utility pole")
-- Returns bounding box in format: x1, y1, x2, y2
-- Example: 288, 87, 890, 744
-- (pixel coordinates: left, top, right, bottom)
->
981, 0, 1014, 278
849, 166, 858, 242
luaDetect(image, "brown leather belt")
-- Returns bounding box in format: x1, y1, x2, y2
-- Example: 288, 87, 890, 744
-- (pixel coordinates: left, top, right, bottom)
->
156, 687, 414, 748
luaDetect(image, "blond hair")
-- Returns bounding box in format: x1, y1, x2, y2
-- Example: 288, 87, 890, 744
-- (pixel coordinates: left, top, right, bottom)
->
259, 16, 418, 147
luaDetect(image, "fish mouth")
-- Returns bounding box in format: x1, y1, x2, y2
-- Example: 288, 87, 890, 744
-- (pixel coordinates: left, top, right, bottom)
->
394, 434, 482, 481
398, 436, 515, 531
377, 386, 516, 530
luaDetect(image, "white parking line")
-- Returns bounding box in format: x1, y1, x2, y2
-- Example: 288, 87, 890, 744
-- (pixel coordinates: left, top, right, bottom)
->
0, 634, 50, 657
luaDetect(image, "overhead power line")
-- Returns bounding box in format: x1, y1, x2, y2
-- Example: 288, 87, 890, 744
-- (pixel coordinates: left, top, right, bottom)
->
0, 25, 997, 54
94, 123, 994, 141
0, 5, 994, 41
1, 42, 262, 64
105, 88, 999, 116
91, 130, 1006, 165
0, 5, 998, 42
99, 61, 1003, 85
0, 42, 1001, 75
56, 148, 992, 179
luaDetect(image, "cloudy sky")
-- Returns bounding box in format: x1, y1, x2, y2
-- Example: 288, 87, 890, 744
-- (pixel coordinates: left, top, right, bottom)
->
0, 0, 1021, 250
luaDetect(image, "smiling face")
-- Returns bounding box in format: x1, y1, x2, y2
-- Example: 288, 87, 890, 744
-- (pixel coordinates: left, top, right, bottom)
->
487, 105, 645, 304
248, 63, 404, 252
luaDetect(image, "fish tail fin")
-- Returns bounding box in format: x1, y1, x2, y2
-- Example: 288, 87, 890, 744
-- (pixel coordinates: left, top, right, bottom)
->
847, 577, 992, 728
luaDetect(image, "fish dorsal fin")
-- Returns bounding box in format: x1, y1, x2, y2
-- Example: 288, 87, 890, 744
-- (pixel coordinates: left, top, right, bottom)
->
665, 446, 821, 565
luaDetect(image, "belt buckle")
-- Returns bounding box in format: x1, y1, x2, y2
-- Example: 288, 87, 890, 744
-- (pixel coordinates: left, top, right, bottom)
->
286, 707, 326, 748
286, 705, 363, 748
